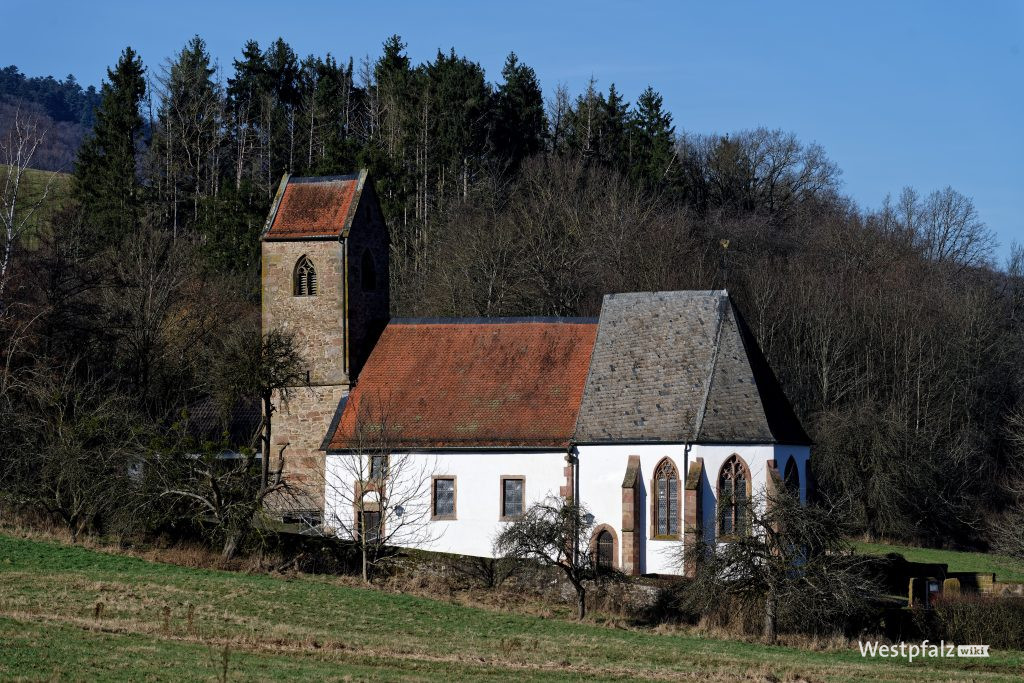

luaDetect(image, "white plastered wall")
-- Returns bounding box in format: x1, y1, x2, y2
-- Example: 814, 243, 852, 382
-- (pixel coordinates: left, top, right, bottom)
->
577, 443, 809, 575
324, 450, 567, 559
324, 443, 811, 575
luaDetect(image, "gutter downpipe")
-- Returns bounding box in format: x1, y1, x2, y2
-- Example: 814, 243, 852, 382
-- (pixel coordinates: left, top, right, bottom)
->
568, 441, 581, 568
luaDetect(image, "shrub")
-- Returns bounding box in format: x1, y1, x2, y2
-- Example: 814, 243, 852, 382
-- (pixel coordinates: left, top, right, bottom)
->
913, 594, 1024, 650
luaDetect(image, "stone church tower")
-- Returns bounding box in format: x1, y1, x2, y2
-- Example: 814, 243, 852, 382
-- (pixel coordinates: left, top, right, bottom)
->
261, 171, 389, 516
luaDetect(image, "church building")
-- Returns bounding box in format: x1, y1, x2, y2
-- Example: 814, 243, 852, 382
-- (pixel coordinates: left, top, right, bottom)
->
262, 172, 811, 576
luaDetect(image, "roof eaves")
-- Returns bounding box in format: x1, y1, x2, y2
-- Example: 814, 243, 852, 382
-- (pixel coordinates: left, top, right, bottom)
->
319, 395, 349, 452
390, 316, 599, 325
326, 443, 570, 454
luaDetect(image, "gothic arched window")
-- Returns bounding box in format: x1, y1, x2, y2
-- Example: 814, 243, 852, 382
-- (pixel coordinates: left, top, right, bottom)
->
596, 530, 614, 572
361, 249, 377, 292
294, 255, 317, 296
784, 457, 800, 497
653, 459, 680, 538
718, 455, 751, 537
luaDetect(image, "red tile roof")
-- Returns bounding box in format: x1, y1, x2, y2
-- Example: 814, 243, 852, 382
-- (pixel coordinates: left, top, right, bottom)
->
327, 320, 598, 450
265, 176, 359, 239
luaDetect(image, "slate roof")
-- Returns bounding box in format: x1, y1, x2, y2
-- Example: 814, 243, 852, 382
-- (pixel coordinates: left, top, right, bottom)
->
262, 173, 362, 240
326, 319, 598, 450
574, 291, 809, 445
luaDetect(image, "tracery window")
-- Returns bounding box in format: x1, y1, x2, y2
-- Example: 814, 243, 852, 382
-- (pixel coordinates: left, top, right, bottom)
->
293, 255, 317, 296
718, 455, 751, 537
784, 457, 800, 497
596, 530, 614, 572
653, 459, 680, 538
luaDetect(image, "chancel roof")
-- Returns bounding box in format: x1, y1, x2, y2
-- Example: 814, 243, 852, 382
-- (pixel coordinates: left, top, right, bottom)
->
573, 291, 809, 445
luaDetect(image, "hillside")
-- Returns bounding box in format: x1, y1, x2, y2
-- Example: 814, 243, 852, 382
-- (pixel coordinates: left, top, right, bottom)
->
2, 165, 70, 248
855, 541, 1024, 583
1, 534, 1022, 681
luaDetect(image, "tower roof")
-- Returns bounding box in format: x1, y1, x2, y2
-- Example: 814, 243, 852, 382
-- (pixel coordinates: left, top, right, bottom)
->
262, 172, 364, 240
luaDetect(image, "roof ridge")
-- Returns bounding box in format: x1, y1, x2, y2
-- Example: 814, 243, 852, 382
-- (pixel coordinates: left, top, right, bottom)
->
692, 293, 729, 441
289, 173, 360, 183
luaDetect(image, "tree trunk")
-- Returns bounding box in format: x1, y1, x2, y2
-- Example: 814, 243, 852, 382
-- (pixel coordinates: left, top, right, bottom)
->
361, 547, 369, 584
576, 585, 586, 620
763, 588, 777, 643
222, 530, 243, 561
261, 393, 272, 488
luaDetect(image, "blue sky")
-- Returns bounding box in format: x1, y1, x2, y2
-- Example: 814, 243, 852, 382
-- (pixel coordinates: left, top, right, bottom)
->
3, 1, 1022, 257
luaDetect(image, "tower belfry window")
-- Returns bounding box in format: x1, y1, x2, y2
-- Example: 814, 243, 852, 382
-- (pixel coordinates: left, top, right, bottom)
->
294, 256, 317, 296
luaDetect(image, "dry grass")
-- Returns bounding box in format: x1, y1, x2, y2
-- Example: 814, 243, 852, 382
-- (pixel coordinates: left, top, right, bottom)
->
3, 530, 1024, 680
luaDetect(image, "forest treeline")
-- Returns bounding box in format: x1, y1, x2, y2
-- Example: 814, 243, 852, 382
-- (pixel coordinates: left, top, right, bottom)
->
0, 65, 101, 170
1, 35, 1023, 554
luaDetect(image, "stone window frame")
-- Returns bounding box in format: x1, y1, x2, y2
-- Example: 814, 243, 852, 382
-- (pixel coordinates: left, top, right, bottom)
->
353, 487, 383, 542
293, 255, 318, 296
499, 475, 526, 521
717, 453, 752, 540
369, 454, 389, 481
589, 524, 619, 572
650, 457, 682, 540
431, 475, 457, 521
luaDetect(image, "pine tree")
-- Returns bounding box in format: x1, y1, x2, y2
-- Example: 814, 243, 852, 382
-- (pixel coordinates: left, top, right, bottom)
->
422, 49, 491, 204
565, 78, 604, 159
151, 36, 222, 236
491, 52, 546, 171
262, 39, 300, 190
628, 86, 677, 190
314, 56, 359, 174
227, 40, 266, 190
73, 47, 146, 244
599, 83, 629, 172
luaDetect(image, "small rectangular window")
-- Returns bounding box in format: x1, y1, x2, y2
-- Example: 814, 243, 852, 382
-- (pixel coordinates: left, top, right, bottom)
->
501, 477, 524, 519
370, 455, 387, 479
433, 477, 456, 519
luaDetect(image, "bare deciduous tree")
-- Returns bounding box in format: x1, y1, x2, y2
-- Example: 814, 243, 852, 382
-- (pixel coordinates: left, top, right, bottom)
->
494, 496, 599, 620
676, 487, 879, 642
208, 325, 308, 490
320, 395, 438, 583
0, 109, 53, 303
151, 443, 292, 560
1, 362, 143, 541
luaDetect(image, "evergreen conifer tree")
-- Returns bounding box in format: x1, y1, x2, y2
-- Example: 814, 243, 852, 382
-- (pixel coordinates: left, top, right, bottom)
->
491, 52, 546, 170
628, 86, 677, 189
73, 47, 146, 244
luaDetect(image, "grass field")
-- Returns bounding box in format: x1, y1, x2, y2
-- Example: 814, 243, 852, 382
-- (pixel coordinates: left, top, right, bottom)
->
2, 165, 70, 248
2, 534, 1024, 680
855, 541, 1024, 583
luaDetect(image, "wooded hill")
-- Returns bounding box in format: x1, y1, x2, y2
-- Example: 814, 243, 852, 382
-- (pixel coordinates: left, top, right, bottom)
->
1, 35, 1022, 555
